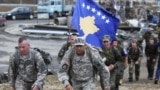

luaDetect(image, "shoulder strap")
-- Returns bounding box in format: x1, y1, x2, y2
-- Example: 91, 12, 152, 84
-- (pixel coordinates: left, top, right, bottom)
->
69, 46, 93, 63
86, 46, 93, 63
14, 48, 37, 69
14, 48, 20, 68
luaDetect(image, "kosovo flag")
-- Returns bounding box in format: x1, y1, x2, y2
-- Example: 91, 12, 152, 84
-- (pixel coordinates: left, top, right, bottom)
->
71, 0, 120, 47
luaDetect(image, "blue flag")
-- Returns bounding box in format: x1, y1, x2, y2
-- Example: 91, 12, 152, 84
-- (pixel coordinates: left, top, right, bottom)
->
71, 0, 120, 47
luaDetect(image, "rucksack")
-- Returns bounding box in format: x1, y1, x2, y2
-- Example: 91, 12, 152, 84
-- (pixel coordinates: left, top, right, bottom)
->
14, 47, 52, 66
33, 48, 52, 65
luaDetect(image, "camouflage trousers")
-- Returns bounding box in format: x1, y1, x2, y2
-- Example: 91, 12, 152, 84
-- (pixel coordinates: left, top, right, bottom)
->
116, 63, 125, 85
128, 60, 140, 81
110, 70, 117, 90
15, 79, 34, 90
99, 69, 117, 90
71, 78, 96, 90
15, 77, 43, 90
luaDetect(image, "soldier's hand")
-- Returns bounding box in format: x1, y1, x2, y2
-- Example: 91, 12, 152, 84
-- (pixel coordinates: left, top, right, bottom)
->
108, 64, 114, 71
135, 61, 139, 64
11, 86, 16, 90
65, 85, 73, 90
147, 57, 150, 60
104, 88, 110, 90
32, 85, 39, 90
153, 59, 156, 62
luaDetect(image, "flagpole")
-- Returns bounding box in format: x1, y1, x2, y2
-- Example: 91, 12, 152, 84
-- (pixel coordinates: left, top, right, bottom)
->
66, 15, 72, 50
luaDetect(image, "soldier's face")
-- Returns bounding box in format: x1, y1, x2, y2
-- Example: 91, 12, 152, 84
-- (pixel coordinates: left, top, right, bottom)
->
18, 40, 30, 55
75, 45, 85, 55
132, 38, 137, 43
149, 39, 154, 44
69, 35, 77, 44
112, 41, 118, 47
103, 41, 110, 48
131, 43, 137, 48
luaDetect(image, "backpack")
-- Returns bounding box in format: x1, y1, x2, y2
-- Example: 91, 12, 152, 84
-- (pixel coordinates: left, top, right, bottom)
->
14, 47, 52, 66
33, 48, 52, 65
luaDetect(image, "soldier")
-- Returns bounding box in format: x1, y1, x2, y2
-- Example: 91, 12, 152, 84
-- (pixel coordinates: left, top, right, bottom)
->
58, 37, 110, 90
129, 36, 143, 50
145, 37, 158, 80
143, 31, 152, 45
128, 42, 141, 82
101, 35, 123, 90
57, 33, 78, 63
112, 38, 128, 90
8, 36, 47, 90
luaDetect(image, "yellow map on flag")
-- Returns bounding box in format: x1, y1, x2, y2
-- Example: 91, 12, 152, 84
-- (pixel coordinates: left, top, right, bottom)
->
80, 16, 99, 37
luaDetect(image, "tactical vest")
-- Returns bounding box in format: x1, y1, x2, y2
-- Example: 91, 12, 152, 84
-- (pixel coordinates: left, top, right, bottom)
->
13, 49, 38, 83
68, 46, 97, 82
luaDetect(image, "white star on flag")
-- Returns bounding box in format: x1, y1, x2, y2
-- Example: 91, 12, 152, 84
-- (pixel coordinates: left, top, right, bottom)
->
97, 11, 101, 16
86, 5, 91, 10
102, 15, 106, 20
91, 8, 96, 13
82, 3, 85, 8
106, 19, 110, 24
81, 2, 110, 24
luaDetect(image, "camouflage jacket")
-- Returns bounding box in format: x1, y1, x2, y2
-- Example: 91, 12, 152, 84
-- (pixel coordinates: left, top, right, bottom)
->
58, 46, 110, 89
101, 47, 123, 69
8, 48, 47, 88
57, 42, 72, 63
128, 47, 141, 61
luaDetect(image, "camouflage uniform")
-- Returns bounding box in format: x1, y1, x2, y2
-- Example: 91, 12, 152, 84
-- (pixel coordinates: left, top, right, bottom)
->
114, 45, 128, 90
8, 49, 47, 90
128, 43, 141, 82
101, 35, 123, 90
57, 42, 72, 63
58, 38, 110, 90
57, 33, 78, 63
145, 38, 158, 79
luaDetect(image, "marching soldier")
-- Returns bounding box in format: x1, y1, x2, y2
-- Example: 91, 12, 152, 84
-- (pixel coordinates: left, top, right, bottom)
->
112, 38, 128, 90
58, 37, 110, 90
57, 33, 78, 63
145, 37, 158, 80
128, 42, 141, 82
101, 35, 123, 90
8, 36, 47, 90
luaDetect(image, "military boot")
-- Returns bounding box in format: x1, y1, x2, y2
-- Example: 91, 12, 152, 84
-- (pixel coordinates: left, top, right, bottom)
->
154, 79, 158, 84
128, 77, 133, 82
135, 77, 139, 81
